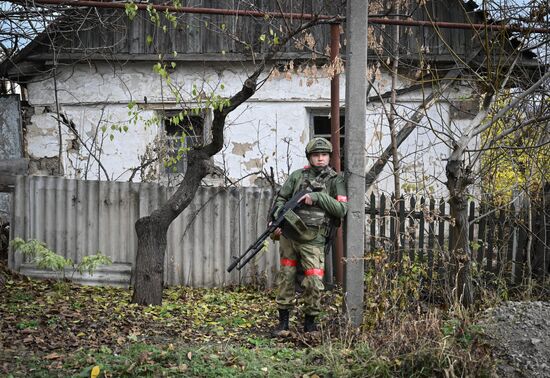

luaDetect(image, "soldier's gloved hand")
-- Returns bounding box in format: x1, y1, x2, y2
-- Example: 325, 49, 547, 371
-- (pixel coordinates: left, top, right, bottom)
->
299, 193, 313, 205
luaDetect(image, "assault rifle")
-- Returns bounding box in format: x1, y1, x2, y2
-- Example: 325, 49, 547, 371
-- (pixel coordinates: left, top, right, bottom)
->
227, 188, 312, 273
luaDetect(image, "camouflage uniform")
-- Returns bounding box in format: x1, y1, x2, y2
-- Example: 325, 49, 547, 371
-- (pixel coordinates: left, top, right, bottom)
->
273, 163, 348, 317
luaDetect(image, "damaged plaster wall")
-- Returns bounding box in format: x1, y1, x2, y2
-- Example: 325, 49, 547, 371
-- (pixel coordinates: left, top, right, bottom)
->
24, 102, 158, 181
23, 61, 476, 195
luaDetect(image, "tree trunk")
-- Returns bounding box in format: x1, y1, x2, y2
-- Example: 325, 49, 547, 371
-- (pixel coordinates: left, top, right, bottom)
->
389, 5, 401, 255
445, 156, 474, 307
443, 101, 492, 308
131, 214, 169, 305
131, 64, 258, 305
131, 152, 211, 305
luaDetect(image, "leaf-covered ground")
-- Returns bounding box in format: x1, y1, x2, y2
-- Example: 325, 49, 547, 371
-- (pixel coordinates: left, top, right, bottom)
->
0, 261, 496, 377
0, 263, 351, 377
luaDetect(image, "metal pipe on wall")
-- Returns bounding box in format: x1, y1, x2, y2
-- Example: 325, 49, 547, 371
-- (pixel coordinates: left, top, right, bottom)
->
11, 0, 550, 34
10, 0, 341, 21
329, 23, 344, 286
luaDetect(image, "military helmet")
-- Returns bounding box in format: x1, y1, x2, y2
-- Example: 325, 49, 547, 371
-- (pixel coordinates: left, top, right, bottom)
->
305, 137, 333, 156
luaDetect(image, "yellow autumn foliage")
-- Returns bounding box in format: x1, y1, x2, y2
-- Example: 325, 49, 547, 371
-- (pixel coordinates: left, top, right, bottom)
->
480, 94, 550, 205
90, 365, 101, 378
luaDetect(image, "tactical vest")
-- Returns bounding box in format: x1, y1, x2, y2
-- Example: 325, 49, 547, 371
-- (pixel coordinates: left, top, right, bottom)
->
281, 166, 337, 242
295, 167, 336, 227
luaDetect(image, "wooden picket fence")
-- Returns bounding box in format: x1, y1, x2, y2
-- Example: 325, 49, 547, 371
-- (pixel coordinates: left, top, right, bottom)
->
365, 193, 549, 284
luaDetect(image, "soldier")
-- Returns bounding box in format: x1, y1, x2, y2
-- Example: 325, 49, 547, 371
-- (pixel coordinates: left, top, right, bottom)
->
271, 137, 348, 336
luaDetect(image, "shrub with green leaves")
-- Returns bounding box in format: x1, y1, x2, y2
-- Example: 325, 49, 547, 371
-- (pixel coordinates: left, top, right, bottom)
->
10, 238, 112, 278
77, 253, 113, 275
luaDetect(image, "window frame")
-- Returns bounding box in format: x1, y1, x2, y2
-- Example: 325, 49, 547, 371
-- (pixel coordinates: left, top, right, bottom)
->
159, 108, 211, 175
307, 107, 346, 166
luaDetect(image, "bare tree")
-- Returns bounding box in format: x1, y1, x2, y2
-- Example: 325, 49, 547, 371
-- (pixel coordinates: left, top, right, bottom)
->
360, 0, 549, 306
419, 0, 550, 305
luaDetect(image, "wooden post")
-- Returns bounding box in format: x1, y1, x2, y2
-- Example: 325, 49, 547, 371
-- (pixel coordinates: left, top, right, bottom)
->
408, 196, 416, 261
428, 198, 435, 281
369, 193, 376, 252
380, 194, 387, 248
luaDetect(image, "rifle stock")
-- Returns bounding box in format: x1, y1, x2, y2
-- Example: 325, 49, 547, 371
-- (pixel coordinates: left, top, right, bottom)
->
227, 188, 311, 273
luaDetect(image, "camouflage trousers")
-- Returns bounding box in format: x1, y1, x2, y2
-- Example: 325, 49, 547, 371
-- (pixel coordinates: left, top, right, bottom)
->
275, 235, 325, 316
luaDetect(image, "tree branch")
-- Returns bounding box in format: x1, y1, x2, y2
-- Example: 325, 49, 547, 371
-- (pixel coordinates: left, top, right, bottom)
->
202, 15, 338, 157
472, 70, 550, 138
364, 58, 473, 189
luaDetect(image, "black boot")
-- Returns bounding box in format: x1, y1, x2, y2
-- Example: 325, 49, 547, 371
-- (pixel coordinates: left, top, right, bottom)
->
272, 309, 290, 337
303, 314, 317, 333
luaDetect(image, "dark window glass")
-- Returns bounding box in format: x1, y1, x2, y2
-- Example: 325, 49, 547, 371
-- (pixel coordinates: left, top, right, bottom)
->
313, 115, 345, 170
164, 112, 204, 174
313, 115, 345, 136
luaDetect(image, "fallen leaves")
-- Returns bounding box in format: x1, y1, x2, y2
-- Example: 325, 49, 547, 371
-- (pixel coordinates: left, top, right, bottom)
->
0, 261, 347, 377
43, 352, 62, 360
0, 272, 289, 359
90, 365, 101, 378
138, 351, 153, 364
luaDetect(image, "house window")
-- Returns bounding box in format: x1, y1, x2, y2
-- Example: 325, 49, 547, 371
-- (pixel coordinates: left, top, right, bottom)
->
310, 111, 345, 169
163, 110, 205, 174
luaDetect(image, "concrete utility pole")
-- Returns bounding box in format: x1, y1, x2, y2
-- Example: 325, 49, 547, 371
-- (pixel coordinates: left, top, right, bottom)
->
344, 0, 367, 326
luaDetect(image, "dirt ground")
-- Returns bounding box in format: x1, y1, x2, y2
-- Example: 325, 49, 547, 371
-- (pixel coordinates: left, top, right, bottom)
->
2, 257, 549, 377
480, 301, 550, 378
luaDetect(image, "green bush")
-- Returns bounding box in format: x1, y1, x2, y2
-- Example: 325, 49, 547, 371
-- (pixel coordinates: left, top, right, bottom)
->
10, 237, 112, 279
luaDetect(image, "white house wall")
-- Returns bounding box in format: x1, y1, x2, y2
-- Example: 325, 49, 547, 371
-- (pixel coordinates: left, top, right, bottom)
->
24, 61, 476, 195
366, 100, 452, 196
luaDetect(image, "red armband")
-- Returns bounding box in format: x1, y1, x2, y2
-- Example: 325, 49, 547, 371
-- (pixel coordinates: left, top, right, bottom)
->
336, 195, 348, 203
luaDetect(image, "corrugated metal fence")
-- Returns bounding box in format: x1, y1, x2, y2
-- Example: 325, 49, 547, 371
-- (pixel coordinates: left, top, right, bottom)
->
9, 176, 279, 287
13, 177, 547, 289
